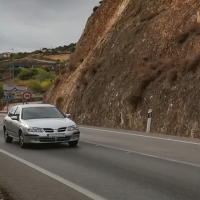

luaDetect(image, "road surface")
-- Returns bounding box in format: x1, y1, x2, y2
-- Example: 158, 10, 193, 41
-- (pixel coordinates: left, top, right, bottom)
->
0, 116, 200, 200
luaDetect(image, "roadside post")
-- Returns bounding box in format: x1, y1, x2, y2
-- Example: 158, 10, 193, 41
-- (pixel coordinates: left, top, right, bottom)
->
146, 109, 152, 133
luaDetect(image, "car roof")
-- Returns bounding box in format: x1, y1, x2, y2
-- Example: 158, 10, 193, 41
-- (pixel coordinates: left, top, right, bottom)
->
14, 104, 55, 109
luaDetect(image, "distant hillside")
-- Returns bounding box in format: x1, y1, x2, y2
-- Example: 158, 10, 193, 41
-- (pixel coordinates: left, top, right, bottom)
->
0, 43, 75, 62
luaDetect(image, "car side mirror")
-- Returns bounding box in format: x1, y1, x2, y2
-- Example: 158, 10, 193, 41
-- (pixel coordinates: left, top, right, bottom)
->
65, 114, 71, 118
11, 116, 18, 121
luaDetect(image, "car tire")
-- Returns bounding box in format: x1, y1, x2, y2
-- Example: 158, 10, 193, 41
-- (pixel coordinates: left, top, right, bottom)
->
19, 131, 27, 148
4, 128, 13, 143
68, 140, 78, 147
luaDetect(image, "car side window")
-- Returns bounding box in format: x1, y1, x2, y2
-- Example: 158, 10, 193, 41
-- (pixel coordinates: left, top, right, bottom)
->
8, 107, 17, 117
8, 108, 14, 117
14, 107, 20, 116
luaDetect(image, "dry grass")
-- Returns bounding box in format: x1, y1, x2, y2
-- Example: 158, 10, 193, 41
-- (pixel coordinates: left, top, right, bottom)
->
127, 57, 180, 109
43, 54, 70, 61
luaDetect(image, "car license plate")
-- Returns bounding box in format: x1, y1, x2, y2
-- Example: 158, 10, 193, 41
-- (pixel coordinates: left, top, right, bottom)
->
48, 133, 65, 138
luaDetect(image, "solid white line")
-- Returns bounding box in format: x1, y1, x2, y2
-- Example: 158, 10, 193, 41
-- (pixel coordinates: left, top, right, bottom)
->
80, 127, 200, 146
0, 149, 106, 200
81, 140, 200, 168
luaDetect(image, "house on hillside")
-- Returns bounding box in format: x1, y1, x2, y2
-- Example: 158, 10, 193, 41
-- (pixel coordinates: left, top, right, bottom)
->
0, 52, 11, 58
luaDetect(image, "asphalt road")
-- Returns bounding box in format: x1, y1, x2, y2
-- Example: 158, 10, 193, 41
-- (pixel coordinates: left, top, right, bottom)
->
0, 115, 200, 200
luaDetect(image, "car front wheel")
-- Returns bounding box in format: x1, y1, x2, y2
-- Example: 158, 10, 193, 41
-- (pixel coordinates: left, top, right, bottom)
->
4, 128, 13, 143
68, 140, 78, 147
19, 132, 27, 148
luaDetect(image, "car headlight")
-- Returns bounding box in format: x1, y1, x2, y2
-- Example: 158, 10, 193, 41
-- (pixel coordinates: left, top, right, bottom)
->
67, 125, 79, 131
27, 127, 44, 133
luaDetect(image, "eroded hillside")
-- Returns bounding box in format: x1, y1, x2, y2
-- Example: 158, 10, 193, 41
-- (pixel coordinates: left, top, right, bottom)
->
44, 0, 200, 138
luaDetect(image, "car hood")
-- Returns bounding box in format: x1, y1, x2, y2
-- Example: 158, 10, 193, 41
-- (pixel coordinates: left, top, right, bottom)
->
21, 118, 75, 129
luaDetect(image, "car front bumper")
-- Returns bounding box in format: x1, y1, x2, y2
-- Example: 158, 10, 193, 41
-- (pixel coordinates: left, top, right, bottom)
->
23, 131, 80, 144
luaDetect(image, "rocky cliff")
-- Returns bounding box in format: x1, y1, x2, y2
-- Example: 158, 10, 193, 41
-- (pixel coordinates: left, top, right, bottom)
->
44, 0, 200, 138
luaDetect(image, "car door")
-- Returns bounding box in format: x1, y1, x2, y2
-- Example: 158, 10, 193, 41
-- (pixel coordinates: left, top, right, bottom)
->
9, 107, 21, 138
5, 106, 17, 136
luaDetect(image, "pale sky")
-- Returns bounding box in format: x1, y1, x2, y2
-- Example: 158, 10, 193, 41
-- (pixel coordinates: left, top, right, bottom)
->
0, 0, 101, 53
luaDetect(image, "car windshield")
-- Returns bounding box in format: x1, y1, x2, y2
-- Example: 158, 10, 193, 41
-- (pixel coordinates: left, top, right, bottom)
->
22, 107, 65, 120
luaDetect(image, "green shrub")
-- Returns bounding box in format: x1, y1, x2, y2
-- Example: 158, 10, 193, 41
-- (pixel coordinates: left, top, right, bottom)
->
41, 79, 52, 92
27, 80, 42, 93
69, 46, 75, 53
17, 68, 33, 80
35, 71, 54, 82
79, 58, 84, 63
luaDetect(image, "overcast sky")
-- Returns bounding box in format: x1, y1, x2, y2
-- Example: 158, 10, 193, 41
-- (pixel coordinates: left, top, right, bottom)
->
0, 0, 100, 53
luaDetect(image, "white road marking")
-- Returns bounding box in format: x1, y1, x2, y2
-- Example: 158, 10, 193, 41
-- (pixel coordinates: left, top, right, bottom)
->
81, 140, 200, 168
80, 127, 200, 146
0, 149, 106, 200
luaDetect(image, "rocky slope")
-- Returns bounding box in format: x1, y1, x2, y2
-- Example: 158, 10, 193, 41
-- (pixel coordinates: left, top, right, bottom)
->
44, 0, 200, 138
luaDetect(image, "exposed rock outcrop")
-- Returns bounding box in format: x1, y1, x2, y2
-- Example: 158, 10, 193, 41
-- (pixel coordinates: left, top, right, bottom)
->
44, 0, 200, 138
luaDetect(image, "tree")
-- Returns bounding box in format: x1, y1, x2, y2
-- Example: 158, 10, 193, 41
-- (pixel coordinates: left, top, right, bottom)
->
17, 68, 33, 80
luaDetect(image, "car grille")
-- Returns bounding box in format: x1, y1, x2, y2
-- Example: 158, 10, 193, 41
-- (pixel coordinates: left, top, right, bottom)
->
43, 128, 54, 133
39, 136, 71, 142
43, 127, 67, 133
58, 127, 66, 132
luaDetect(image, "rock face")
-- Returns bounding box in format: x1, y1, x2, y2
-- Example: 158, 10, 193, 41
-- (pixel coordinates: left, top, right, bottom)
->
44, 0, 200, 138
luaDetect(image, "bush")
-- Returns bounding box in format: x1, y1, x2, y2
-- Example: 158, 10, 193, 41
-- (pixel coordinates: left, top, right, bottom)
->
79, 58, 84, 63
17, 68, 34, 80
69, 46, 75, 53
93, 6, 99, 12
27, 80, 42, 93
35, 71, 54, 82
41, 79, 52, 92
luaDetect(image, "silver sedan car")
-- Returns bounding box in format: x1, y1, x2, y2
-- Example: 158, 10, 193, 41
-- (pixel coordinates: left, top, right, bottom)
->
3, 104, 80, 148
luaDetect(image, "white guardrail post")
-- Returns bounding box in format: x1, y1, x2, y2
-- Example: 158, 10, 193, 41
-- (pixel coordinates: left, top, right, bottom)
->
146, 109, 152, 133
